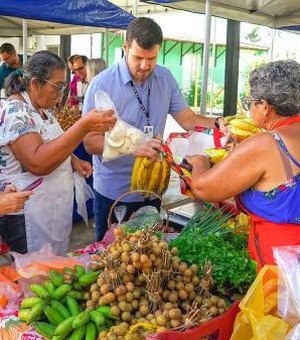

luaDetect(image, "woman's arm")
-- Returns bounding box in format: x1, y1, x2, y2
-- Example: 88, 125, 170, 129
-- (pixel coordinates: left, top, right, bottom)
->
10, 109, 116, 175
186, 133, 274, 202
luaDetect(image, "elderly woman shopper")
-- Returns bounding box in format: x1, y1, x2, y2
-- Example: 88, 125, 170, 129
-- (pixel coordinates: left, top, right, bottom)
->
0, 50, 116, 254
187, 59, 300, 270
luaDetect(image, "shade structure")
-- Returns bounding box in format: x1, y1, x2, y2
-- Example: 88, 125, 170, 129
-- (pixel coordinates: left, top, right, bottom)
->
0, 0, 135, 37
142, 0, 300, 30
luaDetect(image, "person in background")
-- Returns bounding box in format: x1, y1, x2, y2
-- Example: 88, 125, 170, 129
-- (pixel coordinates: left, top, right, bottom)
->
0, 184, 32, 215
86, 58, 107, 83
0, 50, 116, 254
0, 43, 23, 90
83, 17, 225, 242
67, 54, 81, 107
186, 59, 300, 271
73, 55, 88, 109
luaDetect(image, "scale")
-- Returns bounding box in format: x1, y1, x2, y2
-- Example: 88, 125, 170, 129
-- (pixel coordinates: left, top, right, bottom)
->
163, 200, 202, 228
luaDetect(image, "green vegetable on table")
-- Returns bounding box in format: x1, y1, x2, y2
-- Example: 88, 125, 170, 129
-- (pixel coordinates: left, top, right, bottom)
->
170, 207, 256, 296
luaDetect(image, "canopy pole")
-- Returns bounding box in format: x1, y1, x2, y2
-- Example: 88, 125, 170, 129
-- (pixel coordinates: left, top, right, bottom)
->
22, 19, 28, 63
105, 28, 109, 66
200, 0, 212, 115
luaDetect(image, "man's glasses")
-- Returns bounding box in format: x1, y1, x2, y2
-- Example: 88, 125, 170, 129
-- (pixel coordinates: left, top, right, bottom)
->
43, 79, 68, 93
240, 97, 261, 111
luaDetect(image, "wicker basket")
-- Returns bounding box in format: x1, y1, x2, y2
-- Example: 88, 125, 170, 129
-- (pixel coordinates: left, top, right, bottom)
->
107, 189, 169, 232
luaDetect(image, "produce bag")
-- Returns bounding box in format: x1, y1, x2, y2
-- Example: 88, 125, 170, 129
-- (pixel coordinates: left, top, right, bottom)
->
164, 127, 224, 199
230, 265, 290, 340
10, 244, 82, 278
273, 245, 300, 326
95, 90, 148, 161
73, 171, 94, 227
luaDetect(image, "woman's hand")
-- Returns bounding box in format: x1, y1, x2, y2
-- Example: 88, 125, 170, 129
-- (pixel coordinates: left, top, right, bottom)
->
185, 154, 211, 174
71, 156, 93, 178
0, 189, 32, 215
133, 137, 163, 159
83, 109, 117, 134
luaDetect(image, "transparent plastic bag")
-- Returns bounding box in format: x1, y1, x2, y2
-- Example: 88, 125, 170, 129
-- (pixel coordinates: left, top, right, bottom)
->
273, 245, 300, 326
95, 90, 148, 161
73, 171, 94, 227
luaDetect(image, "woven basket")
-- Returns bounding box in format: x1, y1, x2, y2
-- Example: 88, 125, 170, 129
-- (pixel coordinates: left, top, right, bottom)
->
107, 189, 169, 232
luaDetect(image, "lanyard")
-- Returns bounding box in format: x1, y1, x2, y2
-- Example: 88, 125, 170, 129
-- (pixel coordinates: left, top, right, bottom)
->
130, 81, 151, 125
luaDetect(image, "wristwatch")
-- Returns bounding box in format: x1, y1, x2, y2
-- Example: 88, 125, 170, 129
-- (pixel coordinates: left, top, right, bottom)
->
214, 116, 222, 129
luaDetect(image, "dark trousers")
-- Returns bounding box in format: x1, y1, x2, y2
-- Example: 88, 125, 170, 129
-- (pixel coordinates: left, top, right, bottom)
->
0, 215, 27, 253
93, 190, 161, 241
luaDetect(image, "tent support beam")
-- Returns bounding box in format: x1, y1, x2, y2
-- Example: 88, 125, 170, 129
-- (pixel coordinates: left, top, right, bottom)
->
223, 19, 240, 117
200, 0, 212, 115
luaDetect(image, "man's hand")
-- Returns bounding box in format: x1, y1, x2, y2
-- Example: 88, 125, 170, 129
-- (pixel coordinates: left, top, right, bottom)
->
133, 137, 163, 159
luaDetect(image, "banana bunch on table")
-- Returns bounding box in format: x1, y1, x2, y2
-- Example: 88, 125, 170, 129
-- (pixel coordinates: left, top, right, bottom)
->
130, 156, 171, 197
224, 114, 263, 141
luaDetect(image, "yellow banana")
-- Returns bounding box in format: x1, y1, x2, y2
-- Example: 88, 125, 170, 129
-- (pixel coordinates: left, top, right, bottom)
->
136, 157, 154, 190
230, 126, 255, 139
130, 156, 143, 191
145, 160, 162, 198
158, 158, 171, 195
204, 148, 228, 163
229, 119, 259, 133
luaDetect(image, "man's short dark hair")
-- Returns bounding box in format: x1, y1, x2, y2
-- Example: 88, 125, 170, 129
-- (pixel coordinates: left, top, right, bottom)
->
0, 43, 16, 55
126, 17, 163, 49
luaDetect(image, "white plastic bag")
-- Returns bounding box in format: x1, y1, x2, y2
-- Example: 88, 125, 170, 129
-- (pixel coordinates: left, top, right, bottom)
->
273, 245, 300, 326
95, 90, 147, 161
73, 172, 94, 227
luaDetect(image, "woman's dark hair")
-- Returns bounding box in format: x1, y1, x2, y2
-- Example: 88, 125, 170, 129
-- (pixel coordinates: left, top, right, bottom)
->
126, 17, 163, 49
250, 59, 300, 116
5, 50, 66, 97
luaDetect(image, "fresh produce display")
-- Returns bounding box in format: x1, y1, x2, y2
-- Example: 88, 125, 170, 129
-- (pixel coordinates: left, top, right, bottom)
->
170, 208, 257, 297
87, 222, 230, 339
224, 113, 263, 141
130, 156, 171, 197
54, 104, 81, 131
17, 265, 110, 340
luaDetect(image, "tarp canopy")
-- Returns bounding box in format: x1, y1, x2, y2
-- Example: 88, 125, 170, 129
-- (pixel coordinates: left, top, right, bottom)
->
0, 0, 135, 36
142, 0, 300, 29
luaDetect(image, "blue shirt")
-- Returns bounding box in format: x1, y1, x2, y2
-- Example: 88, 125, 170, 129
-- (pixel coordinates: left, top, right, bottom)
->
82, 57, 188, 202
0, 55, 23, 90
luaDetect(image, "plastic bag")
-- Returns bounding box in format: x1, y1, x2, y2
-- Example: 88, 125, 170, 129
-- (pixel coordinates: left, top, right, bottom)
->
230, 265, 290, 340
73, 171, 94, 227
164, 127, 224, 199
273, 245, 300, 326
10, 244, 82, 278
95, 90, 148, 161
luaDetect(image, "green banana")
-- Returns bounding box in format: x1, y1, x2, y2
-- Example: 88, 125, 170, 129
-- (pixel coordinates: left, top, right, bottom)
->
34, 321, 56, 339
51, 300, 71, 319
43, 305, 65, 326
20, 297, 42, 309
78, 271, 100, 287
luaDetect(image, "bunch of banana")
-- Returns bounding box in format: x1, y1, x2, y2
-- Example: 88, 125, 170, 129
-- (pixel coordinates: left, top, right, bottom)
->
224, 113, 263, 141
130, 156, 171, 197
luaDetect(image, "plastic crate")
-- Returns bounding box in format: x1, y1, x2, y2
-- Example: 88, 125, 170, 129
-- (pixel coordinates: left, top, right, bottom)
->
146, 300, 240, 340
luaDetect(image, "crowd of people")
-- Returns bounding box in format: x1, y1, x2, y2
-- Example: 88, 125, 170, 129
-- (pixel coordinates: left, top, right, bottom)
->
0, 17, 300, 273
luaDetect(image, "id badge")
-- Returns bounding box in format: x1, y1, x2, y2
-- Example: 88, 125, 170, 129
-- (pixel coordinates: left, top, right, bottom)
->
144, 125, 154, 138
